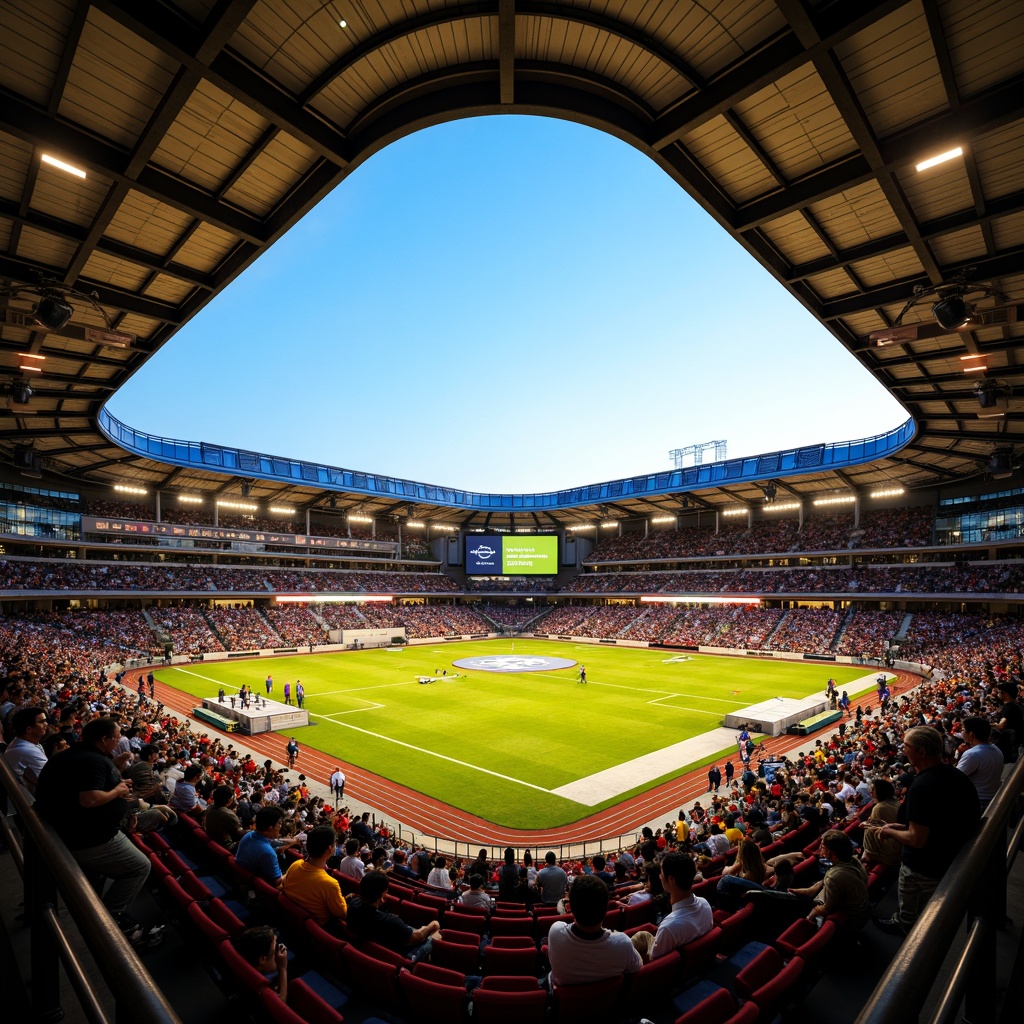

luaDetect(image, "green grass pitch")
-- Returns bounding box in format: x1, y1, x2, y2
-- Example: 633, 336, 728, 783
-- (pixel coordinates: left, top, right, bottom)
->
156, 640, 871, 830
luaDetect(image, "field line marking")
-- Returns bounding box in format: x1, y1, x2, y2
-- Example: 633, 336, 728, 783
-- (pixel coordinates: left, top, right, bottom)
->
303, 714, 552, 794
316, 680, 420, 696
646, 695, 722, 714
588, 680, 746, 705
317, 702, 384, 719
166, 666, 240, 689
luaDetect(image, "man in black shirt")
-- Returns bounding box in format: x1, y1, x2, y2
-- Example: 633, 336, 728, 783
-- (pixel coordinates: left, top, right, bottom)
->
875, 725, 980, 935
347, 870, 440, 960
34, 717, 162, 947
994, 682, 1023, 763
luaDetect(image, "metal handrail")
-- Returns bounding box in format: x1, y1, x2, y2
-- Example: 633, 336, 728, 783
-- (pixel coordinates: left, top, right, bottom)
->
0, 757, 182, 1024
855, 754, 1024, 1024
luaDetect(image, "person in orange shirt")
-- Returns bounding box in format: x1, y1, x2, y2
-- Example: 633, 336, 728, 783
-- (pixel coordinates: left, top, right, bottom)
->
281, 825, 347, 930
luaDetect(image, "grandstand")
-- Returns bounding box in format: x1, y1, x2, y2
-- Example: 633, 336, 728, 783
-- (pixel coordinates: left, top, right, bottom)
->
2, 3, 1024, 1024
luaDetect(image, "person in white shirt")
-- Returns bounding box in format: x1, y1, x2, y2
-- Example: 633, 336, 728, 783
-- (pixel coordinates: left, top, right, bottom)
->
338, 837, 366, 882
955, 715, 1004, 807
547, 874, 643, 987
427, 855, 454, 890
2, 706, 50, 795
633, 852, 713, 962
329, 767, 346, 804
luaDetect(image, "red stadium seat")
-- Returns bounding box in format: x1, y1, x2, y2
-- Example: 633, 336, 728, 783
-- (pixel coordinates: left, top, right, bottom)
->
445, 910, 489, 936
674, 988, 760, 1024
489, 914, 534, 939
482, 942, 539, 977
552, 974, 624, 1024
398, 967, 470, 1024
340, 944, 402, 1011
473, 976, 549, 1024
432, 936, 481, 975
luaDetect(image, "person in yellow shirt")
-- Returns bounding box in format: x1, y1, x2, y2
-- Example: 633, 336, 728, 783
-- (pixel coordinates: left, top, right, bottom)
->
281, 825, 347, 929
675, 812, 689, 845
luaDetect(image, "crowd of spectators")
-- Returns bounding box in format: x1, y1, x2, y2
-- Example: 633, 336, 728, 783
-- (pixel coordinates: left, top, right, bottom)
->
263, 606, 329, 647
0, 559, 458, 595
765, 608, 842, 654
464, 576, 558, 592
151, 606, 224, 655
585, 506, 936, 565
475, 603, 548, 629
834, 610, 905, 658
205, 607, 285, 651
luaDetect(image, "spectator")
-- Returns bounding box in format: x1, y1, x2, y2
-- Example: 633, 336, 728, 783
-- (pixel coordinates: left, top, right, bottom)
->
281, 825, 347, 928
633, 852, 713, 961
547, 874, 643, 987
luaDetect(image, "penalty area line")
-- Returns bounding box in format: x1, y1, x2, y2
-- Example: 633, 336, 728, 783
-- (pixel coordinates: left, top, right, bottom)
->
304, 713, 551, 794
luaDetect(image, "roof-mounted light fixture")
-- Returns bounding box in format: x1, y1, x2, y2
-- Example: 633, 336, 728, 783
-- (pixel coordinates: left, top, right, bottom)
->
0, 277, 117, 334
890, 270, 1003, 334
975, 379, 1012, 418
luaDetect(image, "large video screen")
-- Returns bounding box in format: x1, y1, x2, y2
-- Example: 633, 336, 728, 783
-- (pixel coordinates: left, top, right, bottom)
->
465, 534, 558, 575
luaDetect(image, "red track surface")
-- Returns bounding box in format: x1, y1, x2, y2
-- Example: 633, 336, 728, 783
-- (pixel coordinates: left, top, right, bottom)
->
137, 665, 919, 847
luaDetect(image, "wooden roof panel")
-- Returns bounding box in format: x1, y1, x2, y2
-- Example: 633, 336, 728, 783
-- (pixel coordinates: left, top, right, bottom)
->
972, 118, 1024, 201
807, 180, 902, 250
0, 0, 75, 108
15, 223, 77, 269
680, 116, 777, 204
992, 211, 1024, 254
898, 154, 974, 223
848, 246, 924, 289
941, 0, 1024, 96
30, 159, 111, 229
59, 9, 178, 151
172, 221, 241, 275
834, 0, 946, 138
519, 16, 686, 112
668, 0, 785, 82
0, 134, 34, 205
154, 80, 270, 196
79, 250, 151, 292
734, 64, 856, 182
759, 210, 833, 266
928, 224, 989, 267
141, 274, 194, 305
804, 266, 859, 301
104, 191, 195, 260
221, 132, 318, 218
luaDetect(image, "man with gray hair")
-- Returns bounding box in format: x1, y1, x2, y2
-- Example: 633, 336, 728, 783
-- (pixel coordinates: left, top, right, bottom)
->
875, 726, 980, 935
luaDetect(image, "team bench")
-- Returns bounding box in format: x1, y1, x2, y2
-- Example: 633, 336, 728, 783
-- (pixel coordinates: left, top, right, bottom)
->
788, 709, 843, 736
191, 706, 238, 733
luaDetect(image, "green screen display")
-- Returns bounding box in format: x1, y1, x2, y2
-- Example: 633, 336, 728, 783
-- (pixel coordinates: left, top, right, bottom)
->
500, 535, 558, 574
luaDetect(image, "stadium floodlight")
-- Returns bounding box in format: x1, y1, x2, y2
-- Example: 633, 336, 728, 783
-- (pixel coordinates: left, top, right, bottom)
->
405, 521, 425, 528
269, 506, 296, 515
347, 514, 373, 523
650, 515, 677, 524
34, 290, 74, 331
177, 494, 204, 504
721, 507, 748, 517
932, 293, 972, 331
976, 379, 1010, 417
217, 499, 258, 511
8, 380, 33, 405
763, 501, 800, 513
870, 487, 905, 499
812, 494, 856, 507
989, 449, 1015, 479
762, 482, 777, 502
114, 484, 147, 495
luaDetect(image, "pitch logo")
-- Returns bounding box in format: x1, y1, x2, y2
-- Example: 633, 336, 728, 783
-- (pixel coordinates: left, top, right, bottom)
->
452, 654, 578, 674
469, 544, 497, 560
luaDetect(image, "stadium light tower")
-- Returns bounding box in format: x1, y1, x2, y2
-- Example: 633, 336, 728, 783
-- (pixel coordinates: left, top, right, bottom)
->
669, 440, 727, 469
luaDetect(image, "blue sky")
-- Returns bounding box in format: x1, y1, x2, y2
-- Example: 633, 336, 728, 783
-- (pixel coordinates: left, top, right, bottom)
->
107, 115, 906, 494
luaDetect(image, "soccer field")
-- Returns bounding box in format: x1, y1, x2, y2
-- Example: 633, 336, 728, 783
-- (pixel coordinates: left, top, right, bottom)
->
156, 640, 871, 829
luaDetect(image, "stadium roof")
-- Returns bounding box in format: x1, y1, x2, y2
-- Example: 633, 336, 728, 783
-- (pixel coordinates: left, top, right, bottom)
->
2, 0, 1023, 529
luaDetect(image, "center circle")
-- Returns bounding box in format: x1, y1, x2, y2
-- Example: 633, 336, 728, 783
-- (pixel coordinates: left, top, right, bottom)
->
452, 655, 578, 674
